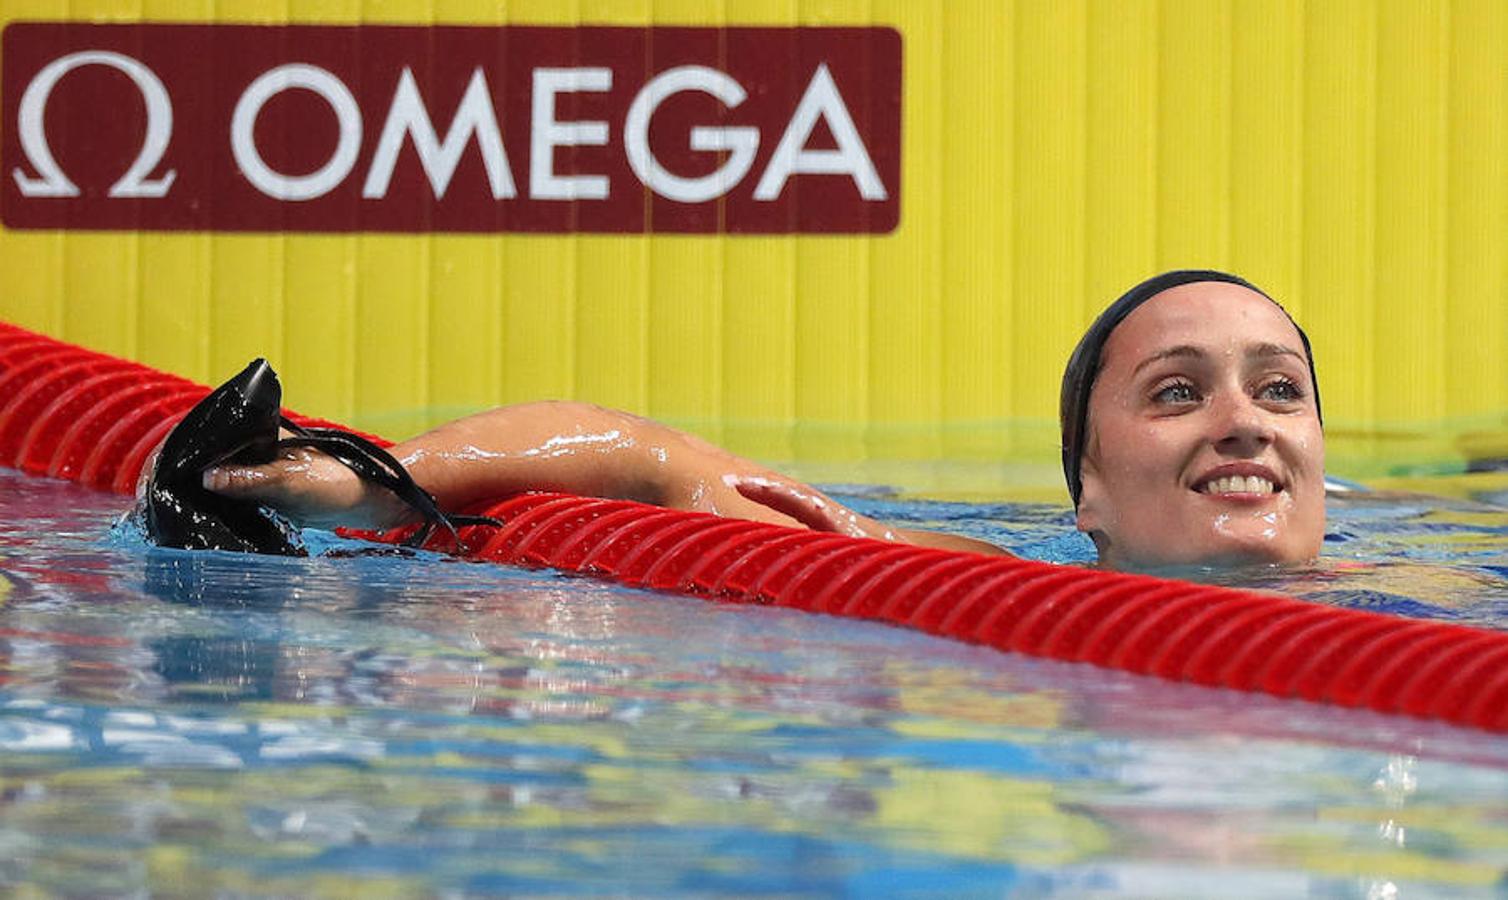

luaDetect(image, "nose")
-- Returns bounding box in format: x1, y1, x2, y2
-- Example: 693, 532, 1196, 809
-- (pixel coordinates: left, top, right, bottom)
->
1211, 390, 1275, 456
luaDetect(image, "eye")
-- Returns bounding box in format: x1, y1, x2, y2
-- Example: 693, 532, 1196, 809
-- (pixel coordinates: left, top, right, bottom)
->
1257, 377, 1304, 403
1152, 380, 1200, 406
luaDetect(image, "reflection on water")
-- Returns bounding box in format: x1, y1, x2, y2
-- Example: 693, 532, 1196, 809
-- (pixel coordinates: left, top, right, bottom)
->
1, 468, 1507, 896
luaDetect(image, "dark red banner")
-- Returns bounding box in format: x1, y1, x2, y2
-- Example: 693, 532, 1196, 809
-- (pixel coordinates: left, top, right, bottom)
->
1, 23, 901, 233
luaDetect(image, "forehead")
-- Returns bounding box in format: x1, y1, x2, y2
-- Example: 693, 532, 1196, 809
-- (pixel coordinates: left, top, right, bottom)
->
1099, 281, 1303, 371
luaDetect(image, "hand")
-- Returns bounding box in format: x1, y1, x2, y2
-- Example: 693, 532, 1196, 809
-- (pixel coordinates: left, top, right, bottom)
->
732, 476, 899, 542
202, 439, 410, 531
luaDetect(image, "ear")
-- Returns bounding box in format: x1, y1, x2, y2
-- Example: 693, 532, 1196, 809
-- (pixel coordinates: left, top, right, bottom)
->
1074, 454, 1109, 551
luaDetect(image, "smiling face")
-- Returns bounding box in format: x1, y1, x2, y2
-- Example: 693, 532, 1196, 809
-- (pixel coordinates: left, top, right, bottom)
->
1075, 281, 1325, 570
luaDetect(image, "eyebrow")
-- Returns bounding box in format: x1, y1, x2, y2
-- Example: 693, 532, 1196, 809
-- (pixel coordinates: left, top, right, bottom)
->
1131, 342, 1306, 377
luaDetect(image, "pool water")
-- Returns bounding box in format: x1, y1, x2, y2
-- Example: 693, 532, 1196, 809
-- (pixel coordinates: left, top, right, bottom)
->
1, 466, 1506, 897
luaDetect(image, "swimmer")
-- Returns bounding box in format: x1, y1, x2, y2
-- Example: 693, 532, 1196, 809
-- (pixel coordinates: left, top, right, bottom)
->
201, 269, 1325, 571
1060, 270, 1325, 570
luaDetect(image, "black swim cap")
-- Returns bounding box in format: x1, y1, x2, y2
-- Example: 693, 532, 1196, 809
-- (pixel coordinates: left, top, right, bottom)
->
1059, 269, 1321, 507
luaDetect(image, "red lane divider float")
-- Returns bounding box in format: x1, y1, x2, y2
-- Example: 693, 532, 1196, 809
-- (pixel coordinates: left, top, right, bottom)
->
3, 321, 1507, 733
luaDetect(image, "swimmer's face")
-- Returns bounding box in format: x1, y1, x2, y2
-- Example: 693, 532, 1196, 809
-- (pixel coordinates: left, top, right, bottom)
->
1075, 282, 1325, 570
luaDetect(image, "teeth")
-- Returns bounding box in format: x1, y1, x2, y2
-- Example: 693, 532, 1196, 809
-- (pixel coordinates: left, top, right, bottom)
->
1201, 475, 1274, 495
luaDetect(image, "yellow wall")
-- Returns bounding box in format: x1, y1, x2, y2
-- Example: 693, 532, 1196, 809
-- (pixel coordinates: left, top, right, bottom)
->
1, 0, 1504, 480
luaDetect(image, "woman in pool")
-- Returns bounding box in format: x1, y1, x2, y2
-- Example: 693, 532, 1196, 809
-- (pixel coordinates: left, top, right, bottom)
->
205, 270, 1326, 571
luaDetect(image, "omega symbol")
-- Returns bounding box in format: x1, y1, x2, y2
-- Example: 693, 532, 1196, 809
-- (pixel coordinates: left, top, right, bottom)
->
12, 50, 177, 198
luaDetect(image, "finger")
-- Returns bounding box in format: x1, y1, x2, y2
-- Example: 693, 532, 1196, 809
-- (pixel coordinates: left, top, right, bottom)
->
202, 462, 285, 497
733, 477, 845, 533
735, 476, 898, 541
204, 441, 328, 494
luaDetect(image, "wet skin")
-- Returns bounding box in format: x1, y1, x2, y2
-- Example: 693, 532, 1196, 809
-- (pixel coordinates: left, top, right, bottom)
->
1073, 282, 1326, 570
202, 401, 1007, 556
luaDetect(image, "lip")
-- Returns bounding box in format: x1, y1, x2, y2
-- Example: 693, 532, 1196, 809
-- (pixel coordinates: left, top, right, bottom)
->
1190, 462, 1285, 499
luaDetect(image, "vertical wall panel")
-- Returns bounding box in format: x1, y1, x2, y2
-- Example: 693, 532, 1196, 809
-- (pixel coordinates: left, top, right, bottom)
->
720, 233, 795, 459
1010, 0, 1085, 423
792, 236, 868, 460
575, 229, 650, 412
280, 237, 358, 421
354, 234, 430, 435
208, 237, 286, 386
138, 233, 210, 383
426, 237, 502, 419
0, 234, 63, 335
501, 235, 577, 403
647, 235, 723, 424
1302, 0, 1377, 431
938, 0, 1009, 449
433, 0, 496, 23
64, 236, 139, 359
723, 0, 793, 24
1445, 0, 1506, 425
870, 0, 939, 455
1084, 0, 1157, 320
1374, 0, 1446, 426
1156, 0, 1231, 269
293, 0, 361, 20
1229, 0, 1304, 313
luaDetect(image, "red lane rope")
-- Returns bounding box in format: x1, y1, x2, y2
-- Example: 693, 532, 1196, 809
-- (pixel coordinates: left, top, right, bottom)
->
4, 322, 1507, 733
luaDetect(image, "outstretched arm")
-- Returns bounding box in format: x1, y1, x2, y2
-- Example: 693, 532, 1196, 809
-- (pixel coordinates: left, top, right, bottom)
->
203, 401, 1008, 555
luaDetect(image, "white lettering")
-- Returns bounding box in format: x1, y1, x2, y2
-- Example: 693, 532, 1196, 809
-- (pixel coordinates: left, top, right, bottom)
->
231, 64, 362, 201
753, 63, 886, 201
624, 66, 759, 204
12, 49, 891, 215
529, 67, 612, 201
13, 50, 176, 198
362, 67, 516, 200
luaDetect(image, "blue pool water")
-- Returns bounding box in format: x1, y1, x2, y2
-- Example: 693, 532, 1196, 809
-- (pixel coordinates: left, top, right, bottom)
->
1, 466, 1507, 897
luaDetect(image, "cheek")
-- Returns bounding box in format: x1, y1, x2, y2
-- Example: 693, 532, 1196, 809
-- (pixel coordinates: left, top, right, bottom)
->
1284, 416, 1325, 459
1097, 423, 1184, 487
1279, 423, 1328, 518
